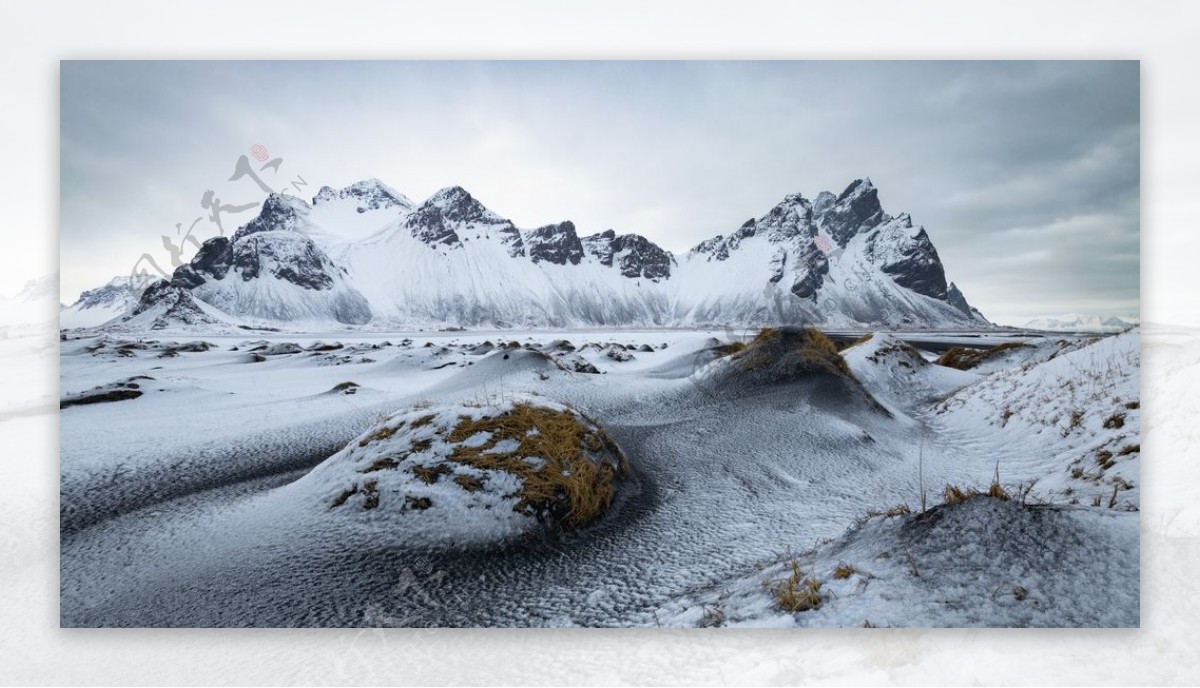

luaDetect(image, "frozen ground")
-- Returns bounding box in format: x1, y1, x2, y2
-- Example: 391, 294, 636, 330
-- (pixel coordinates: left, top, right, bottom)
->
58, 326, 1139, 627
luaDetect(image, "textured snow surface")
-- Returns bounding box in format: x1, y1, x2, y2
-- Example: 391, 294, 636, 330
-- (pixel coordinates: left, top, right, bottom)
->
658, 497, 1138, 628
59, 326, 1138, 627
930, 330, 1141, 509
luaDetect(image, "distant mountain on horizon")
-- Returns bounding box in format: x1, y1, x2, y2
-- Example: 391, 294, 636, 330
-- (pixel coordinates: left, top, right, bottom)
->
1021, 313, 1140, 333
63, 178, 992, 331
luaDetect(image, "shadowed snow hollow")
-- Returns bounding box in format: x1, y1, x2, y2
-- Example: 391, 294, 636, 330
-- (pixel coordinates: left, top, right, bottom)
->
286, 397, 630, 548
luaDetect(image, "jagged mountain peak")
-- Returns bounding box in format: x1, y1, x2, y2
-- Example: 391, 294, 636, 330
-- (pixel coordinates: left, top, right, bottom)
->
233, 193, 313, 241
313, 178, 414, 212
402, 186, 512, 249
691, 191, 817, 260
836, 177, 875, 201
423, 186, 504, 223
820, 177, 886, 247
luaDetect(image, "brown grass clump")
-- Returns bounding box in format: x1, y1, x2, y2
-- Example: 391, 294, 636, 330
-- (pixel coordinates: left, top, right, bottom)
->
986, 481, 1010, 500
832, 563, 856, 580
799, 328, 853, 376
454, 474, 485, 492
359, 422, 403, 447
405, 495, 432, 510
330, 484, 358, 509
713, 340, 747, 357
837, 333, 874, 352
1124, 400, 1140, 410
361, 457, 399, 473
874, 504, 911, 518
942, 480, 1011, 505
1103, 412, 1125, 430
1069, 409, 1085, 431
444, 403, 627, 527
1095, 450, 1115, 470
936, 342, 1027, 370
361, 480, 380, 510
412, 464, 452, 484
737, 327, 853, 378
855, 503, 911, 527
410, 414, 437, 429
773, 561, 823, 612
942, 485, 973, 505
1117, 443, 1140, 456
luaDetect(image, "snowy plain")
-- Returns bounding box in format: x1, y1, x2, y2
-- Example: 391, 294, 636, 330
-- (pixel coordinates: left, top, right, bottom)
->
57, 323, 1140, 628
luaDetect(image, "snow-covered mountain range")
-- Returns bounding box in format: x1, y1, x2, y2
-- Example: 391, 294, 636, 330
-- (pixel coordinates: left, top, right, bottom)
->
64, 178, 992, 330
1, 274, 58, 326
59, 276, 143, 329
1022, 313, 1139, 333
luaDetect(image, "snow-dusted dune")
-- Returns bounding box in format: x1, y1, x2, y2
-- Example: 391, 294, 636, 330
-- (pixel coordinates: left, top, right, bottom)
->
59, 326, 1138, 627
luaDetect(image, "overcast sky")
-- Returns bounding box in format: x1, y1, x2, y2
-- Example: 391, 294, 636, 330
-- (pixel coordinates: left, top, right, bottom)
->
59, 61, 1139, 325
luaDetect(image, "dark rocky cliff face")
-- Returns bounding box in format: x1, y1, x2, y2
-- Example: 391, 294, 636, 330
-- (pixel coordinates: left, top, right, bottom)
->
525, 222, 585, 265
819, 178, 886, 248
583, 230, 675, 281
867, 216, 949, 300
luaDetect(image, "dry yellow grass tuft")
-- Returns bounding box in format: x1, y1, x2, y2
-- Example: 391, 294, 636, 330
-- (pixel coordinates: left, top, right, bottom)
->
359, 422, 403, 447
832, 563, 856, 580
361, 480, 380, 510
444, 403, 627, 527
837, 333, 874, 352
330, 484, 357, 509
453, 474, 485, 492
942, 480, 1010, 505
772, 561, 823, 612
335, 402, 628, 524
409, 414, 437, 429
713, 341, 747, 357
361, 457, 399, 473
737, 327, 854, 378
936, 342, 1028, 370
412, 464, 452, 484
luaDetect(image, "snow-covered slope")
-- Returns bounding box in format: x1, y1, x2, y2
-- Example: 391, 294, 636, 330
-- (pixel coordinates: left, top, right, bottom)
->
60, 276, 144, 329
135, 195, 372, 326
931, 329, 1141, 508
78, 178, 990, 331
337, 186, 677, 327
842, 333, 977, 410
308, 178, 415, 245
